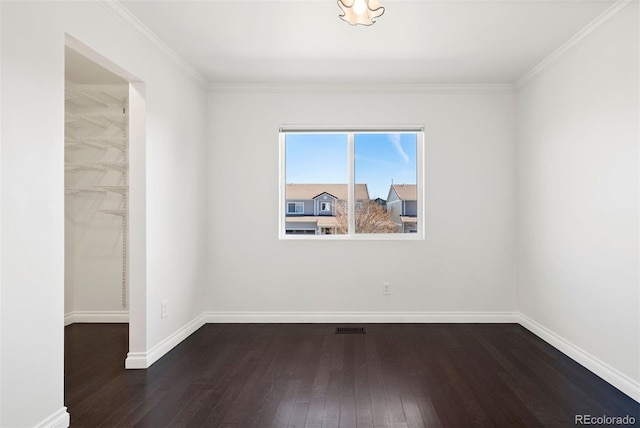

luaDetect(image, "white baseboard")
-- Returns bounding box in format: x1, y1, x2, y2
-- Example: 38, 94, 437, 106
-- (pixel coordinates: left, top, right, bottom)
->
64, 311, 129, 326
123, 351, 148, 370
517, 313, 640, 403
125, 313, 207, 369
36, 407, 69, 428
204, 311, 519, 324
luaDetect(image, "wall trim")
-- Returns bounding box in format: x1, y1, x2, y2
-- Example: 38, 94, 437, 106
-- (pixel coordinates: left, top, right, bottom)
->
64, 310, 129, 326
204, 311, 519, 324
97, 0, 208, 88
208, 83, 516, 95
35, 407, 69, 428
516, 0, 638, 90
125, 313, 207, 369
517, 313, 640, 403
123, 351, 148, 370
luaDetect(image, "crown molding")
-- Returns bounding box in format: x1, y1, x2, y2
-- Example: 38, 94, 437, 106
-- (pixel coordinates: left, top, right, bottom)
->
516, 0, 638, 91
96, 0, 208, 88
208, 82, 516, 95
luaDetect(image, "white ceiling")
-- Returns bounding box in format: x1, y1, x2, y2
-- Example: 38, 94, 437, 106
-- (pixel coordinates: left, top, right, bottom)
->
120, 0, 615, 85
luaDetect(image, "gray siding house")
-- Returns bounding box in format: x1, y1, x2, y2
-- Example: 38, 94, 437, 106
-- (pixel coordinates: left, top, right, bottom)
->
285, 183, 370, 235
386, 184, 418, 233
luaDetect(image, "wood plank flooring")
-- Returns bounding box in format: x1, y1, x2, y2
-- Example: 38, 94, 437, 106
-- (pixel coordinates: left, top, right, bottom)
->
65, 323, 639, 427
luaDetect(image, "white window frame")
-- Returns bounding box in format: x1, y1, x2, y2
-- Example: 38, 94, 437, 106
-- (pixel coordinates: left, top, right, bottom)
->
279, 126, 425, 240
319, 201, 331, 212
287, 202, 304, 214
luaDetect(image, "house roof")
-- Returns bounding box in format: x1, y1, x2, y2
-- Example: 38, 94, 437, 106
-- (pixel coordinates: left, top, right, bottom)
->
391, 184, 417, 201
285, 184, 369, 201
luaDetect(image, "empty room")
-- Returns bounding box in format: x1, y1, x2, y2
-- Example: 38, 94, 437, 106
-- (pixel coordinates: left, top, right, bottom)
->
0, 0, 638, 427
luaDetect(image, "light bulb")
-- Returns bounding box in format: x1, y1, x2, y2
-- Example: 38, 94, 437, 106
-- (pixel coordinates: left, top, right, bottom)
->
353, 0, 367, 15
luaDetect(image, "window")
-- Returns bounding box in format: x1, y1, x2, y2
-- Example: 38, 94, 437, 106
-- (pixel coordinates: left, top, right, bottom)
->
287, 202, 304, 214
280, 127, 424, 239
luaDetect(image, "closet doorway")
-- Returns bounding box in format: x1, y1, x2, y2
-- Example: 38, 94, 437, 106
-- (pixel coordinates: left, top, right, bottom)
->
64, 35, 147, 374
64, 46, 130, 326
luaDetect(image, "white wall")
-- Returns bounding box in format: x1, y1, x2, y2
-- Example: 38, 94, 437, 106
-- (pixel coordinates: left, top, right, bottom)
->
516, 4, 639, 397
0, 2, 208, 426
207, 88, 517, 318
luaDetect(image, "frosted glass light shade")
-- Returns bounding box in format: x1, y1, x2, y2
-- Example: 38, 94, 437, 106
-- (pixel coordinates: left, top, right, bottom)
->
338, 0, 385, 26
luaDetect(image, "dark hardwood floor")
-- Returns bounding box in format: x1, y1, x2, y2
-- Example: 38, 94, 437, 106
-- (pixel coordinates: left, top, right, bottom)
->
65, 323, 639, 427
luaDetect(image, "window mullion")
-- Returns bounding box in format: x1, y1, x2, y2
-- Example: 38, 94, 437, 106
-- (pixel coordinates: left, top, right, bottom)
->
347, 132, 355, 236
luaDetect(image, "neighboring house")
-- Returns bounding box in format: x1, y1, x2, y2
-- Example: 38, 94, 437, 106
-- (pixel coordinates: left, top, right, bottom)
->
386, 184, 418, 233
285, 183, 369, 234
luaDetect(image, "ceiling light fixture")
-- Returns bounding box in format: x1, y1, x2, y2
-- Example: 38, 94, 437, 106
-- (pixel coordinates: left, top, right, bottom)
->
338, 0, 385, 26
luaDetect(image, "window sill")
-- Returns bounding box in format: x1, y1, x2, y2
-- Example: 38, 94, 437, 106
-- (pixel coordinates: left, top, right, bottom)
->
279, 233, 424, 241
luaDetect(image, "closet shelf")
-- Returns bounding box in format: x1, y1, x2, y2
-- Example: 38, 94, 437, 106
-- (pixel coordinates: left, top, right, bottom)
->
65, 136, 127, 150
65, 88, 109, 108
100, 209, 128, 217
64, 209, 128, 217
66, 136, 127, 141
67, 112, 127, 118
65, 185, 128, 195
65, 85, 128, 106
72, 86, 128, 94
65, 161, 128, 173
65, 112, 128, 130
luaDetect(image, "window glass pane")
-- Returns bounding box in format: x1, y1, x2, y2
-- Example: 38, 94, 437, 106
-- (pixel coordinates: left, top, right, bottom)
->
354, 133, 417, 234
285, 133, 348, 235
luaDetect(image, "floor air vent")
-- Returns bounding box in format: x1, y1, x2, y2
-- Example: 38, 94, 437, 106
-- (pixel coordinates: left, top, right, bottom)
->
335, 327, 366, 334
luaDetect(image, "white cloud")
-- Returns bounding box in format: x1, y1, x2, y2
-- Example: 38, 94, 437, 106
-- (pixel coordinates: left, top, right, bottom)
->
389, 134, 409, 163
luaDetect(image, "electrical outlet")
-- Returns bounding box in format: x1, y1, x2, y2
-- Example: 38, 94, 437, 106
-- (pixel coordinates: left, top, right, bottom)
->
161, 300, 169, 319
383, 282, 391, 295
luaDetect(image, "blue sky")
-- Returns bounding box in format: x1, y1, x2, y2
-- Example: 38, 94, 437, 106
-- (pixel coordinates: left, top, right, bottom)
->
285, 133, 417, 200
